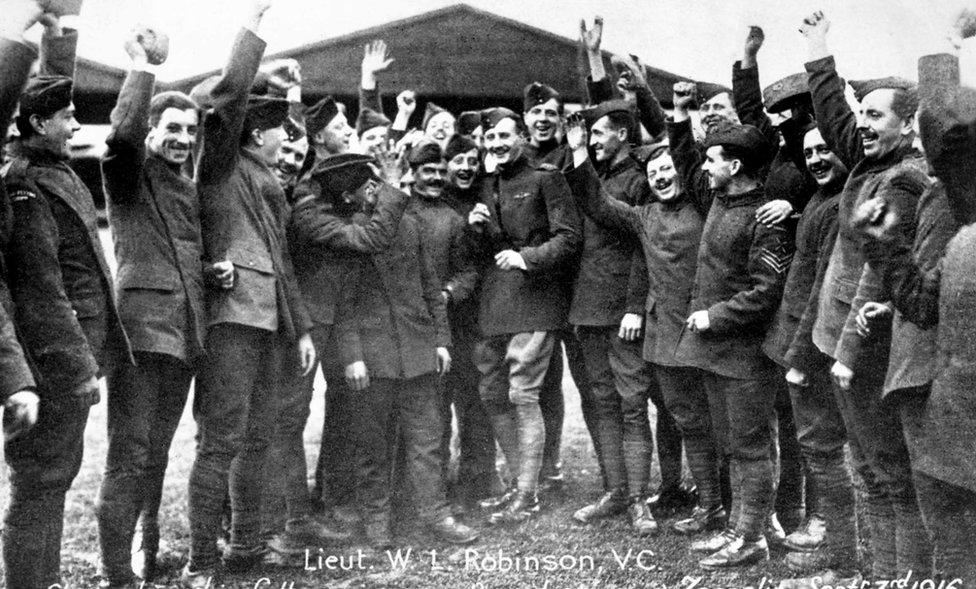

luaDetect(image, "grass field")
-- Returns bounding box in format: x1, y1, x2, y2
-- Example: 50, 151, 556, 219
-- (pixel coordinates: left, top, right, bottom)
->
0, 230, 858, 588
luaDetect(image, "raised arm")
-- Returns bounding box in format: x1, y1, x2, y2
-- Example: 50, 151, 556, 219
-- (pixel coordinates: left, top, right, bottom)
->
563, 132, 642, 239
669, 82, 712, 215
733, 26, 775, 146
289, 182, 409, 253
197, 0, 271, 185
359, 40, 393, 115
800, 11, 864, 169
38, 15, 76, 77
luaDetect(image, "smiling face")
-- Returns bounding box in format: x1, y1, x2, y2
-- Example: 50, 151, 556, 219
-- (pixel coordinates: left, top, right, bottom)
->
702, 145, 736, 191
32, 103, 80, 158
447, 148, 479, 190
425, 111, 456, 147
700, 92, 736, 135
588, 115, 626, 163
856, 88, 914, 160
483, 117, 523, 166
524, 97, 561, 144
318, 112, 354, 154
274, 134, 308, 189
414, 160, 448, 199
646, 151, 680, 201
359, 125, 389, 155
803, 127, 849, 188
147, 107, 199, 165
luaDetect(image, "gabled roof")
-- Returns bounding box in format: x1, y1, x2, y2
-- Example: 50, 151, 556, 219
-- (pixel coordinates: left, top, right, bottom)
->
165, 3, 689, 104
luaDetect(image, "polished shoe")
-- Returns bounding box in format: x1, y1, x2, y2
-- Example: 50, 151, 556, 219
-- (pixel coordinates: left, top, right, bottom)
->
428, 516, 479, 545
766, 513, 787, 549
690, 527, 739, 554
489, 490, 540, 525
572, 491, 628, 524
699, 535, 769, 569
672, 504, 728, 535
783, 515, 827, 552
365, 521, 394, 551
222, 543, 268, 573
628, 499, 659, 536
777, 507, 806, 534
478, 484, 518, 511
179, 564, 219, 589
285, 515, 352, 543
784, 548, 856, 574
646, 483, 698, 516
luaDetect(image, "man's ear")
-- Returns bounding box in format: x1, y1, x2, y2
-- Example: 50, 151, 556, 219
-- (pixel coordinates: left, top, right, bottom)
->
900, 113, 916, 137
29, 114, 47, 136
251, 127, 264, 147
729, 158, 743, 177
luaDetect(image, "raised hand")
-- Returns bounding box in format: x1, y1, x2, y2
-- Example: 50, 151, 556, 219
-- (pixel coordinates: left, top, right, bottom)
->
580, 16, 604, 53
950, 8, 976, 49
362, 40, 394, 77
672, 81, 697, 116
396, 90, 417, 117
799, 11, 829, 38
130, 26, 169, 66
565, 112, 587, 151
743, 25, 764, 67
263, 58, 302, 93
611, 54, 648, 90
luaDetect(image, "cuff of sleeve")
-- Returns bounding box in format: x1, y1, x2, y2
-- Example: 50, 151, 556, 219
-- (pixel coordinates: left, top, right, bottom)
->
804, 55, 836, 73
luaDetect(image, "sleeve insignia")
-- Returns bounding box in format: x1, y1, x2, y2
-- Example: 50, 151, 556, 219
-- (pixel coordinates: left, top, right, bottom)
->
759, 243, 793, 275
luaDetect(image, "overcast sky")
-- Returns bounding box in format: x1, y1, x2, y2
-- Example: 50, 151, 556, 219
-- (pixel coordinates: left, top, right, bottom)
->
46, 0, 976, 87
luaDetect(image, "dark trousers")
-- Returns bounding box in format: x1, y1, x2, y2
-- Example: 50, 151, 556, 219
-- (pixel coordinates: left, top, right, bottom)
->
576, 326, 681, 499
701, 367, 777, 541
188, 323, 285, 570
913, 472, 976, 588
656, 365, 722, 508
262, 338, 311, 536
773, 375, 807, 525
440, 321, 497, 499
311, 326, 356, 510
349, 373, 448, 526
3, 395, 90, 589
539, 332, 580, 480
97, 352, 193, 582
832, 368, 931, 579
787, 357, 854, 553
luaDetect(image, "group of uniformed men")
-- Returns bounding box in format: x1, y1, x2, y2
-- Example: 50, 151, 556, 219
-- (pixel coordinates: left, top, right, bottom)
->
2, 0, 976, 587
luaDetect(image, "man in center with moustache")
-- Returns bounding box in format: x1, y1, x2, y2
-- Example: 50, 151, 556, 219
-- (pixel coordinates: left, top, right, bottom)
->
468, 108, 582, 525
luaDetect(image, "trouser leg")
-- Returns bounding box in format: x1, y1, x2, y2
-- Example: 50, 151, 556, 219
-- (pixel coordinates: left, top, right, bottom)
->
788, 359, 855, 554
645, 367, 682, 492
311, 326, 355, 510
540, 334, 572, 481
656, 365, 722, 508
4, 395, 90, 589
702, 369, 776, 541
507, 332, 556, 493
399, 374, 451, 523
348, 378, 397, 526
449, 324, 497, 498
188, 324, 272, 570
606, 332, 654, 499
577, 326, 626, 493
913, 472, 976, 589
774, 376, 806, 528
98, 353, 191, 582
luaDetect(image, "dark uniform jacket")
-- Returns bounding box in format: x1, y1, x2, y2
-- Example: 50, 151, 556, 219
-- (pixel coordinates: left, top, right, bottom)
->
288, 183, 409, 327
444, 183, 484, 337
763, 186, 841, 370
3, 31, 132, 400
524, 140, 573, 171
565, 159, 704, 367
668, 119, 792, 380
407, 190, 478, 304
337, 212, 450, 380
197, 29, 310, 341
102, 69, 205, 363
806, 55, 930, 370
569, 156, 649, 327
587, 75, 667, 143
0, 38, 38, 402
469, 152, 582, 337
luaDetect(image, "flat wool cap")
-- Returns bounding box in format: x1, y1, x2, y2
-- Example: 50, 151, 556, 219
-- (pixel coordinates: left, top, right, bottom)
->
445, 134, 478, 161
458, 111, 482, 136
702, 122, 770, 158
422, 102, 452, 130
849, 77, 916, 102
244, 95, 290, 131
311, 153, 379, 198
698, 82, 733, 104
581, 99, 634, 129
19, 75, 73, 118
763, 73, 810, 113
523, 82, 562, 112
480, 107, 520, 132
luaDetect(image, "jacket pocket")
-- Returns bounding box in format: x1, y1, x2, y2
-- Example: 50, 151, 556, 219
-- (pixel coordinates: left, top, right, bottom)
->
116, 265, 178, 291
832, 278, 859, 305
227, 243, 274, 275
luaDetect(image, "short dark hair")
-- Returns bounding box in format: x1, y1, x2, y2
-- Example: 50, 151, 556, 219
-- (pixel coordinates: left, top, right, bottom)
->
891, 87, 919, 121
14, 115, 36, 139
148, 91, 199, 128
717, 144, 762, 178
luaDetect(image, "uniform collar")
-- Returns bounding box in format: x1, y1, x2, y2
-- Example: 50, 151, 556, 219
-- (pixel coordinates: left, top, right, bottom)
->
9, 139, 69, 164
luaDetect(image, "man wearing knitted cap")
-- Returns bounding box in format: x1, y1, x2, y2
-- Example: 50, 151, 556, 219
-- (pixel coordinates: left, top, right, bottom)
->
468, 107, 582, 525
1, 5, 132, 589
800, 10, 932, 581
184, 2, 317, 585
282, 153, 409, 532
669, 83, 793, 567
560, 100, 664, 537
329, 146, 479, 549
